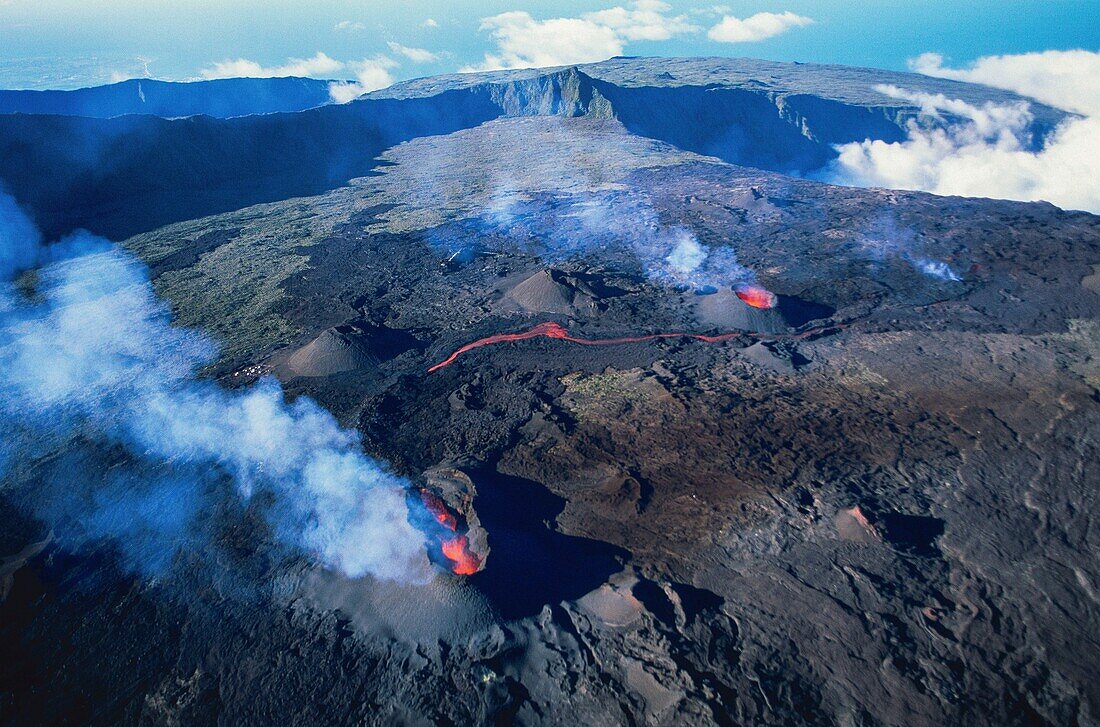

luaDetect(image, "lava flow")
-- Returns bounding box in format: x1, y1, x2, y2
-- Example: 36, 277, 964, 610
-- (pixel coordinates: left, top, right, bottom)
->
735, 284, 778, 309
416, 489, 483, 576
428, 322, 746, 373
440, 535, 481, 575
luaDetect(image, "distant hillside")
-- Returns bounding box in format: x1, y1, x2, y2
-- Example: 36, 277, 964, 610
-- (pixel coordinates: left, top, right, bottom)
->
0, 77, 334, 119
0, 58, 1067, 240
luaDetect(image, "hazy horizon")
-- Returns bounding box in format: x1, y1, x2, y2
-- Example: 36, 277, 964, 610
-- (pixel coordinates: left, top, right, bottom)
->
0, 0, 1095, 90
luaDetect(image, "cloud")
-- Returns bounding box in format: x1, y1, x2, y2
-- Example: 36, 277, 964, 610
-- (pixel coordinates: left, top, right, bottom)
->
0, 193, 430, 583
707, 11, 813, 43
387, 42, 440, 64
825, 81, 1100, 213
201, 51, 344, 79
108, 57, 153, 85
463, 12, 622, 71
463, 1, 697, 72
582, 0, 699, 41
910, 50, 1100, 116
198, 51, 399, 99
422, 18, 439, 28
328, 55, 398, 103
334, 20, 365, 32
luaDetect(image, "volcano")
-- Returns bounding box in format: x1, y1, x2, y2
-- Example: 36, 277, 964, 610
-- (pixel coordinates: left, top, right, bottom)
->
285, 322, 418, 377
693, 286, 836, 334
1, 55, 1097, 727
694, 286, 788, 333
735, 284, 778, 309
411, 468, 490, 576
503, 269, 591, 315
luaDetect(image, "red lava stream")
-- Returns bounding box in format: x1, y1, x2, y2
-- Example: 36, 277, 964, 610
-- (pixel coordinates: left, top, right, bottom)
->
428, 321, 842, 373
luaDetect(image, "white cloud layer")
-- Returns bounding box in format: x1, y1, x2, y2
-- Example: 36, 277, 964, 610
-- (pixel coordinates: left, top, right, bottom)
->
201, 52, 344, 79
198, 51, 400, 102
583, 0, 699, 41
386, 42, 440, 63
334, 20, 365, 32
827, 61, 1100, 213
707, 11, 813, 43
910, 50, 1100, 116
463, 1, 696, 72
328, 55, 399, 103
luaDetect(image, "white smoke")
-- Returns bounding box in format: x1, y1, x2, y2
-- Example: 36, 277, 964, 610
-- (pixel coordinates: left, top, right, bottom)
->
911, 258, 960, 282
564, 192, 753, 290
824, 50, 1100, 213
0, 193, 429, 582
855, 213, 962, 283
665, 234, 707, 276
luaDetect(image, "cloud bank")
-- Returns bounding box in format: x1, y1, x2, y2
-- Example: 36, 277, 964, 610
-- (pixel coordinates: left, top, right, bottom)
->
201, 52, 344, 80
463, 1, 697, 71
199, 50, 422, 102
328, 55, 400, 103
387, 42, 440, 64
910, 50, 1100, 116
707, 11, 813, 43
0, 193, 429, 583
825, 51, 1100, 213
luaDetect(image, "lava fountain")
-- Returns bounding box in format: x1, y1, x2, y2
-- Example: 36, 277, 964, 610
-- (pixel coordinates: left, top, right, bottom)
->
413, 487, 486, 576
734, 284, 778, 309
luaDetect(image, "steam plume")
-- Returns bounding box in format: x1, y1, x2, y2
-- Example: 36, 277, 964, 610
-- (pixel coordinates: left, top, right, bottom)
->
0, 193, 428, 582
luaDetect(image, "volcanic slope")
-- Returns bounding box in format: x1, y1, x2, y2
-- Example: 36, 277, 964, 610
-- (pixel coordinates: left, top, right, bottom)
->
1, 70, 1099, 725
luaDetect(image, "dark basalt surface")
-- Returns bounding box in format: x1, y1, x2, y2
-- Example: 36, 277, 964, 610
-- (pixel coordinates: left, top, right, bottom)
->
0, 60, 1098, 725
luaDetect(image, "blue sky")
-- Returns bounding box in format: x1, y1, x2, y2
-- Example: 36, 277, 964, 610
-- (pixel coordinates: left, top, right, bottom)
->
0, 0, 1096, 89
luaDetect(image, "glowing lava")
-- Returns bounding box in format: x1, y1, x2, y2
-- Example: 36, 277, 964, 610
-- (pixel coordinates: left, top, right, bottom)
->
735, 284, 778, 309
428, 318, 844, 373
420, 490, 458, 531
428, 322, 744, 372
441, 535, 482, 575
415, 488, 485, 576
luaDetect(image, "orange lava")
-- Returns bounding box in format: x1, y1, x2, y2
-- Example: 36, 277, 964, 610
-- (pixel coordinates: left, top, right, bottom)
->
441, 535, 481, 575
428, 322, 744, 373
428, 320, 845, 373
735, 285, 778, 309
420, 490, 458, 531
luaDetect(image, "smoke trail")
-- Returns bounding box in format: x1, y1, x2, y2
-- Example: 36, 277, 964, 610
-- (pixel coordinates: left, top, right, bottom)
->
853, 212, 961, 283
0, 193, 429, 582
568, 192, 753, 290
453, 185, 756, 292
386, 116, 758, 292
910, 258, 960, 282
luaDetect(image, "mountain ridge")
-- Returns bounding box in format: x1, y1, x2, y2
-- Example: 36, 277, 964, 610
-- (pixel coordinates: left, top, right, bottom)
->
0, 76, 334, 119
0, 57, 1071, 240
